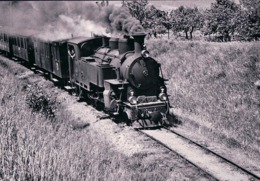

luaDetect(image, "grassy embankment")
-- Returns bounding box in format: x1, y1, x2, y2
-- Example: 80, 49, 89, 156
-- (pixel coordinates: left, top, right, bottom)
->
148, 39, 260, 153
0, 61, 170, 180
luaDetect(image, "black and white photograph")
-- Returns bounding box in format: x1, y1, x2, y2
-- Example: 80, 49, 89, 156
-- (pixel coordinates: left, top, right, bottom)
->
0, 0, 259, 180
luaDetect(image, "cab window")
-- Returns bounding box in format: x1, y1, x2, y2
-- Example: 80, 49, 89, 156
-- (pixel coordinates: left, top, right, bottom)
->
68, 45, 76, 60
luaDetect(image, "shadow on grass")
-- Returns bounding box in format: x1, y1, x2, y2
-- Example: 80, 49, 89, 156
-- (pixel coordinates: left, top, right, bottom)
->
166, 114, 183, 128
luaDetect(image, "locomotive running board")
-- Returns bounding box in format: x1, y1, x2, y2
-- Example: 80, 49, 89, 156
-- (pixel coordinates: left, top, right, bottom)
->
64, 85, 76, 90
51, 78, 59, 83
36, 70, 44, 74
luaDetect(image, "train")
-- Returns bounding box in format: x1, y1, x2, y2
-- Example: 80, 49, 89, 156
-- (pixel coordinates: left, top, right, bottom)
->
0, 27, 174, 127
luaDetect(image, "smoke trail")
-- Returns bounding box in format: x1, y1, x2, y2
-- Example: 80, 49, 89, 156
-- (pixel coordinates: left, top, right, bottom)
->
0, 1, 144, 40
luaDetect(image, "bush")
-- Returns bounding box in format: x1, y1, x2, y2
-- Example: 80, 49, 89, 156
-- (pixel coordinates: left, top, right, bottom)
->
25, 85, 57, 119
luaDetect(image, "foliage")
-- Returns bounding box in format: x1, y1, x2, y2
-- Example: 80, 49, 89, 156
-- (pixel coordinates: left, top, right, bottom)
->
144, 5, 169, 37
125, 0, 149, 28
171, 6, 204, 39
235, 0, 260, 40
25, 85, 57, 119
123, 0, 259, 41
203, 0, 260, 41
203, 0, 240, 41
125, 1, 172, 37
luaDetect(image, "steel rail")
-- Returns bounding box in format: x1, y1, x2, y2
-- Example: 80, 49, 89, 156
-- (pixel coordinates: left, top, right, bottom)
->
136, 127, 218, 180
136, 126, 260, 181
163, 126, 260, 180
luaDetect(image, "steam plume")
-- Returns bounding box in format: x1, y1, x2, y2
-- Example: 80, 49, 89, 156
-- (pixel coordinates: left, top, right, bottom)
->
0, 1, 144, 40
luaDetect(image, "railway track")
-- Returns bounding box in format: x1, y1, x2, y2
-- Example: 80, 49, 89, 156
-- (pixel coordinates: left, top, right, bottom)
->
137, 127, 260, 181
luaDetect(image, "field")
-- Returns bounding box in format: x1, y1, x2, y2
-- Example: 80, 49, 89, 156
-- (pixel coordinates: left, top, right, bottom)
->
0, 57, 213, 180
147, 39, 260, 155
0, 38, 259, 179
0, 61, 173, 180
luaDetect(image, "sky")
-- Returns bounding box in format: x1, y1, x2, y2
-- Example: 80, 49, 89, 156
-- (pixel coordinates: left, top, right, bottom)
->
110, 0, 240, 11
150, 0, 216, 10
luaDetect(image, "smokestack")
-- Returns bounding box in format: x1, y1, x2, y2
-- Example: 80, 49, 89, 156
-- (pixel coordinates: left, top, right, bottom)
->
109, 38, 118, 50
102, 36, 109, 47
132, 33, 146, 54
118, 38, 134, 54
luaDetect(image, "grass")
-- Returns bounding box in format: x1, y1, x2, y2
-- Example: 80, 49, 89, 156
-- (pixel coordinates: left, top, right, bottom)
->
1, 38, 259, 179
147, 39, 260, 153
0, 63, 171, 180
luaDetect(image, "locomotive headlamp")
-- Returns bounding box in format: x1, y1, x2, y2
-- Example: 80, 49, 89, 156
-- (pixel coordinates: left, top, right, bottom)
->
160, 87, 165, 93
159, 93, 167, 101
159, 87, 167, 101
128, 90, 137, 105
129, 96, 138, 105
141, 50, 150, 58
129, 90, 134, 96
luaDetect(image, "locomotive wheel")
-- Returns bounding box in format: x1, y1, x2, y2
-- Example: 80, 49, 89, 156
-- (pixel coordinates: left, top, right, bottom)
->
91, 99, 104, 111
76, 86, 84, 102
49, 73, 53, 81
85, 93, 92, 105
119, 112, 132, 126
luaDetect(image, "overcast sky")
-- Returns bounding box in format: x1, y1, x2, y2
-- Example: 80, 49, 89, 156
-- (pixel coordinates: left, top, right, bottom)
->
110, 0, 240, 11
150, 0, 215, 10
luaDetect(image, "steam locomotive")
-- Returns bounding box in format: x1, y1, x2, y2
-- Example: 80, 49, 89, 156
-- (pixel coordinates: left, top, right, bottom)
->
0, 28, 174, 127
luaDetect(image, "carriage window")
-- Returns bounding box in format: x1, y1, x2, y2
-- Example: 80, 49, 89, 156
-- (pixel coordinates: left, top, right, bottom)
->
34, 42, 37, 52
45, 43, 48, 56
41, 42, 43, 53
17, 38, 20, 47
52, 47, 56, 59
56, 48, 60, 60
21, 38, 24, 48
43, 43, 45, 54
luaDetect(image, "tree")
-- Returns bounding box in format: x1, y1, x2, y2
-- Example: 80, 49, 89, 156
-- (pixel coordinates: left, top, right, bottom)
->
144, 5, 170, 38
203, 0, 240, 41
171, 6, 204, 40
236, 0, 260, 40
161, 12, 173, 39
125, 0, 149, 28
125, 1, 172, 38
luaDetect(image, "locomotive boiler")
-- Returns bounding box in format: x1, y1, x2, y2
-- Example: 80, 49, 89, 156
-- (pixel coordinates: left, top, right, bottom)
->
67, 33, 173, 127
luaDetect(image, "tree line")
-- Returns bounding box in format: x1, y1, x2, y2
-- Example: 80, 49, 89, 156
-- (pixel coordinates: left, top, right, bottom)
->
123, 0, 260, 41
